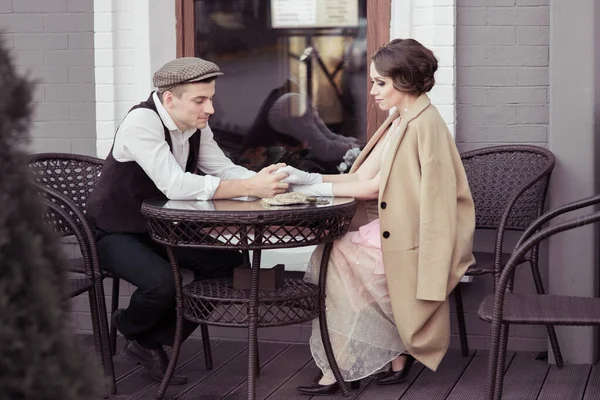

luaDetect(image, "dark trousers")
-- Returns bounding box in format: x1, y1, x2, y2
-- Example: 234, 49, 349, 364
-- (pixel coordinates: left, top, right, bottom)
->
97, 230, 242, 348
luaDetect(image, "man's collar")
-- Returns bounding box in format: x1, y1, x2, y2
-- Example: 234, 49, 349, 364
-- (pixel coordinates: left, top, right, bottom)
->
152, 91, 196, 136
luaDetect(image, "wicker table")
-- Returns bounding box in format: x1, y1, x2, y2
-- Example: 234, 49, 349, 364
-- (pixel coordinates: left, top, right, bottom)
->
141, 197, 356, 399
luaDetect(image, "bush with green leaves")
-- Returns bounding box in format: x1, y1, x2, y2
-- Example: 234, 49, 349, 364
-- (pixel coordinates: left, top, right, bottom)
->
0, 37, 101, 400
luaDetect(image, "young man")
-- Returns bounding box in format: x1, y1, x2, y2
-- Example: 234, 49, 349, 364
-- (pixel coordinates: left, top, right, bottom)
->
87, 57, 288, 384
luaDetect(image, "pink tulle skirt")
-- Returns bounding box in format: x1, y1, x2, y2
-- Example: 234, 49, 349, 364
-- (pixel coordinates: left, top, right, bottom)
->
351, 218, 384, 274
305, 218, 405, 382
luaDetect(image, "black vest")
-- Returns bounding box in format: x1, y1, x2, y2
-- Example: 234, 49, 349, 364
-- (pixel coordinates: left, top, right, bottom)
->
87, 93, 201, 233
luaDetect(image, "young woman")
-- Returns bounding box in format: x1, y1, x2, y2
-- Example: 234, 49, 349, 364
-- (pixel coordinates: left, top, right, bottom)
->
278, 38, 476, 395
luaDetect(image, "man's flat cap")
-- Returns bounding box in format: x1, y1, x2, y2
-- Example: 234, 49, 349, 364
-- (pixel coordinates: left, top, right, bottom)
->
153, 57, 223, 92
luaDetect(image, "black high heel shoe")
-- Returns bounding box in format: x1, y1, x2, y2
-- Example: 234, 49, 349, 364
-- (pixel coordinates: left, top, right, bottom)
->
375, 354, 416, 385
297, 379, 360, 396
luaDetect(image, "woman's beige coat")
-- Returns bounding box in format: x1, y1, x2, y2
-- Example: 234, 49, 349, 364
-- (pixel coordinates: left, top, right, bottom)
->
349, 94, 476, 371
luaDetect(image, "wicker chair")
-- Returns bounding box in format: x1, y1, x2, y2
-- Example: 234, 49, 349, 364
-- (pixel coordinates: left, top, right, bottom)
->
38, 184, 116, 394
27, 153, 121, 355
455, 145, 561, 362
29, 152, 215, 376
478, 194, 600, 400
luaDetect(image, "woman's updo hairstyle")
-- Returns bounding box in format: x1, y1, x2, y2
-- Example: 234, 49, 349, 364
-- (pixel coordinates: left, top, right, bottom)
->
371, 38, 438, 96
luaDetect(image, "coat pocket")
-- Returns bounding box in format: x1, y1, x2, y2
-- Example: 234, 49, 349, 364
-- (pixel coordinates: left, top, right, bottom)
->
382, 238, 419, 252
379, 221, 419, 251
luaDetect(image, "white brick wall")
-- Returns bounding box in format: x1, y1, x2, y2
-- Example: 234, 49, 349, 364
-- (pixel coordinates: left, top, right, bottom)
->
455, 0, 550, 151
0, 0, 96, 155
93, 0, 175, 158
94, 0, 132, 158
392, 0, 457, 136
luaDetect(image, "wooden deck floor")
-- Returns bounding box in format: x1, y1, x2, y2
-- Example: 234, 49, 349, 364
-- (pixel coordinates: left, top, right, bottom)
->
89, 336, 600, 400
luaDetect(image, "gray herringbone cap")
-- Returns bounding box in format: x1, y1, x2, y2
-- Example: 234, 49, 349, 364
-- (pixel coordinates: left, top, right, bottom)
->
153, 57, 223, 92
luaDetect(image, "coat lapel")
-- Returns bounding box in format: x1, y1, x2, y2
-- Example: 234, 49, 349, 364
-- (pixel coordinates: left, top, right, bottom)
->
378, 94, 432, 198
349, 111, 399, 174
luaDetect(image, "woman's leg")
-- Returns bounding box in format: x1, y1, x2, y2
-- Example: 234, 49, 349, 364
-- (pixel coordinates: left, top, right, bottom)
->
318, 370, 336, 385
375, 353, 417, 385
391, 354, 409, 371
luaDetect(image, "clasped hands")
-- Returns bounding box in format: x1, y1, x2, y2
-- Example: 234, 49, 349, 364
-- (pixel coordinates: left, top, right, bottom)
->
246, 164, 330, 198
275, 166, 333, 197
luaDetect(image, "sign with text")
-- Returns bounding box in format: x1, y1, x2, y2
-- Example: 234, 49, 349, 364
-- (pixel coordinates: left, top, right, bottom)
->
271, 0, 358, 28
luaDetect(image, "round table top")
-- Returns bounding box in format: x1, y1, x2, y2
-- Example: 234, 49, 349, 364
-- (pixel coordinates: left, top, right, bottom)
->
142, 197, 355, 215
141, 197, 356, 249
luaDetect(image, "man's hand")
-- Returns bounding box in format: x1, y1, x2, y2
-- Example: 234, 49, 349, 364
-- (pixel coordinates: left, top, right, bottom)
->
276, 166, 323, 185
245, 163, 289, 198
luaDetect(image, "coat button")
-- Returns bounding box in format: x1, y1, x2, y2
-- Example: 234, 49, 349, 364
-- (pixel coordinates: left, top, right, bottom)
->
380, 201, 387, 209
382, 231, 390, 239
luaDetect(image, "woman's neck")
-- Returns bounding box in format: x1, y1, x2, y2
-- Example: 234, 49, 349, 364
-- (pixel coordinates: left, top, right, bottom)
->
396, 94, 419, 117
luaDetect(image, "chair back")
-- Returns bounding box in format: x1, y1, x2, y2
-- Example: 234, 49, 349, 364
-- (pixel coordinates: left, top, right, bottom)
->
28, 153, 103, 215
39, 185, 100, 278
461, 145, 555, 231
30, 154, 103, 276
497, 194, 600, 292
35, 183, 87, 239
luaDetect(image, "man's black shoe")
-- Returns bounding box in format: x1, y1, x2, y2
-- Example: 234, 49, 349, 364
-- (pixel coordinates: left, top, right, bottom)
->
124, 340, 188, 385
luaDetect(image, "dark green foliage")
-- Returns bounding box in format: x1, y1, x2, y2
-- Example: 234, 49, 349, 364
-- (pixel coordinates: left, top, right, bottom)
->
0, 37, 101, 399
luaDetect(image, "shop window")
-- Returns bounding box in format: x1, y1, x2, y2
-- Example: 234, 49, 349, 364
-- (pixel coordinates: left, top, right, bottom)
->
178, 0, 390, 174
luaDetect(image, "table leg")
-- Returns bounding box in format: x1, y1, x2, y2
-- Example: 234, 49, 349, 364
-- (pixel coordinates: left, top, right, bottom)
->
247, 247, 262, 400
156, 247, 184, 400
318, 241, 350, 396
201, 324, 213, 370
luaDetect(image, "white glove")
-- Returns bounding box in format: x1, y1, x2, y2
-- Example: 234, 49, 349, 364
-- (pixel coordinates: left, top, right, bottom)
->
290, 183, 333, 197
276, 166, 323, 185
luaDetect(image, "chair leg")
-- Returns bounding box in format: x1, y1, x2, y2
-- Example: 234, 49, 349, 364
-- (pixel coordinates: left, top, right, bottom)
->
110, 277, 120, 356
486, 316, 504, 400
546, 325, 563, 367
494, 323, 510, 400
87, 289, 105, 381
454, 283, 470, 357
89, 282, 117, 395
200, 324, 213, 370
528, 251, 564, 367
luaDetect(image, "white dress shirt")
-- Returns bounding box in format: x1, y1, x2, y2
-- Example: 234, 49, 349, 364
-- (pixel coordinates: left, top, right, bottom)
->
112, 92, 256, 200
